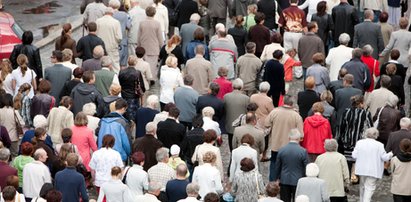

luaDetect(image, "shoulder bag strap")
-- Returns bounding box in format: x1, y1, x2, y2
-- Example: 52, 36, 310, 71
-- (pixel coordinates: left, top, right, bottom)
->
255, 171, 260, 195
373, 60, 377, 76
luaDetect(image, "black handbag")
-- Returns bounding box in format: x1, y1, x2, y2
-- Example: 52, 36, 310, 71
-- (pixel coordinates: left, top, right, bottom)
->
169, 0, 182, 26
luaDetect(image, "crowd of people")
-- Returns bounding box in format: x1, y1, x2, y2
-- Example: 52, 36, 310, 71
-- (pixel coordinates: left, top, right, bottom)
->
1, 0, 411, 201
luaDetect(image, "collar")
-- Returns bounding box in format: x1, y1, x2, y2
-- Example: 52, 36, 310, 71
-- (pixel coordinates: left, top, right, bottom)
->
132, 164, 144, 170
388, 60, 399, 64
290, 140, 299, 144
101, 67, 110, 71
364, 19, 372, 22
182, 85, 194, 90
290, 3, 298, 6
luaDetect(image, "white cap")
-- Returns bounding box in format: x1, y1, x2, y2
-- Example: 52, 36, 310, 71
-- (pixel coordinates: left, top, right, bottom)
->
170, 144, 180, 156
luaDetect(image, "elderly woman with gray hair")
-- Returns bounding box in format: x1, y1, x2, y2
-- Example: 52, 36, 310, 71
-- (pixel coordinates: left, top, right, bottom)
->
372, 94, 401, 147
360, 44, 380, 92
352, 128, 393, 202
315, 139, 350, 202
326, 33, 353, 81
295, 163, 330, 202
202, 107, 221, 136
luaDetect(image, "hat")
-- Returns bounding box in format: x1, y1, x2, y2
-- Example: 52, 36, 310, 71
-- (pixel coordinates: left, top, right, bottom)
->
170, 144, 180, 156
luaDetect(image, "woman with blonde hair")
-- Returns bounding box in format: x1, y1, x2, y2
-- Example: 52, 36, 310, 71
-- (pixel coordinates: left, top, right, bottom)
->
1, 59, 14, 95
11, 54, 36, 98
192, 151, 223, 200
83, 102, 101, 138
71, 112, 98, 172
159, 55, 184, 110
159, 35, 185, 68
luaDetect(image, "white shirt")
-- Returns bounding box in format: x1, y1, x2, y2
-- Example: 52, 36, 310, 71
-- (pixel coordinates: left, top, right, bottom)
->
177, 197, 201, 202
128, 6, 146, 44
22, 161, 51, 198
326, 45, 353, 81
229, 144, 259, 182
352, 138, 392, 179
258, 197, 284, 202
192, 163, 223, 199
153, 3, 169, 35
0, 192, 26, 202
11, 67, 36, 98
125, 164, 149, 196
135, 193, 161, 202
2, 74, 14, 95
159, 65, 184, 103
97, 179, 134, 202
89, 148, 124, 187
61, 61, 78, 73
202, 117, 221, 136
298, 0, 323, 22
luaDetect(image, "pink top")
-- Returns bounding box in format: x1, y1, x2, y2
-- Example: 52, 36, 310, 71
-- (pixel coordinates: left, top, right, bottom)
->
213, 77, 233, 100
71, 126, 98, 171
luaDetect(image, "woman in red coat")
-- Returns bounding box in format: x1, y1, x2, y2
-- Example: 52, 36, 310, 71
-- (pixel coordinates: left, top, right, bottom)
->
361, 45, 380, 92
302, 102, 333, 162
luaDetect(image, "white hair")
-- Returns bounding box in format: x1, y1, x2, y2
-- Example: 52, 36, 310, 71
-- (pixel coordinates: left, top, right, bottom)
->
156, 147, 169, 162
289, 128, 303, 140
186, 183, 200, 196
33, 115, 48, 128
148, 181, 162, 193
190, 13, 201, 22
338, 33, 351, 45
364, 128, 379, 139
324, 139, 338, 152
215, 23, 225, 32
386, 95, 399, 107
296, 195, 310, 202
0, 148, 10, 161
146, 95, 159, 108
109, 0, 121, 8
259, 81, 270, 92
232, 78, 244, 90
363, 44, 374, 56
306, 163, 320, 177
104, 7, 115, 14
145, 122, 157, 135
202, 107, 215, 118
400, 117, 411, 129
93, 45, 105, 59
82, 103, 97, 116
33, 148, 47, 161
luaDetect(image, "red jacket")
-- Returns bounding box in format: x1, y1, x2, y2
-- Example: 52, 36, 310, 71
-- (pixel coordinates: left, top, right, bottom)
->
213, 77, 233, 100
302, 114, 332, 154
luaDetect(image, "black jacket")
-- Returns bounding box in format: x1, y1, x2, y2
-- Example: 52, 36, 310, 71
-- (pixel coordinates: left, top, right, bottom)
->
159, 45, 186, 69
228, 26, 248, 56
381, 62, 406, 83
327, 79, 344, 107
341, 58, 371, 91
386, 129, 411, 156
60, 79, 82, 99
373, 106, 401, 145
118, 67, 146, 100
311, 13, 334, 46
70, 83, 104, 117
176, 0, 199, 29
157, 118, 186, 149
376, 75, 405, 105
76, 34, 106, 61
331, 2, 359, 45
257, 0, 281, 29
10, 44, 43, 79
132, 135, 163, 171
180, 128, 204, 164
297, 90, 320, 120
196, 95, 225, 122
263, 59, 285, 97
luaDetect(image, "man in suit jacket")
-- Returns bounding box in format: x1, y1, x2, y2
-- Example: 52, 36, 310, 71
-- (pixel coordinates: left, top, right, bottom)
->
157, 107, 186, 149
132, 122, 164, 171
184, 46, 214, 95
196, 82, 225, 123
232, 111, 265, 154
224, 79, 250, 151
341, 48, 371, 91
353, 10, 384, 59
274, 129, 309, 202
180, 14, 202, 57
137, 6, 164, 81
45, 50, 72, 106
328, 68, 348, 107
386, 117, 411, 156
236, 42, 263, 95
332, 0, 359, 46
174, 75, 199, 130
334, 74, 362, 126
298, 22, 325, 78
365, 75, 399, 117
380, 18, 411, 69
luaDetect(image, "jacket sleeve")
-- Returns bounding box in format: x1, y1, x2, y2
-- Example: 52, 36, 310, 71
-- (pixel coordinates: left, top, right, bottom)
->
95, 92, 105, 118
0, 126, 11, 148
363, 65, 371, 90
34, 48, 43, 79
80, 176, 89, 201
376, 26, 384, 54
353, 27, 359, 48
9, 45, 20, 69
121, 127, 131, 157
381, 33, 395, 56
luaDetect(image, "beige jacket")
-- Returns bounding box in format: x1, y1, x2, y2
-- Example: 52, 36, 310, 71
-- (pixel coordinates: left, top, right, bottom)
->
137, 17, 164, 56
390, 156, 411, 196
96, 15, 122, 52
184, 56, 214, 95
47, 106, 74, 145
264, 106, 303, 151
315, 152, 350, 197
365, 87, 398, 117
192, 143, 224, 179
153, 3, 169, 35
250, 93, 274, 129
233, 124, 265, 155
236, 54, 262, 92
135, 58, 153, 91
0, 107, 24, 142
83, 2, 107, 24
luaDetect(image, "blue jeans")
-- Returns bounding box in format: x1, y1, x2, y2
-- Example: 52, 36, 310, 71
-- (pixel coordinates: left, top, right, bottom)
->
119, 44, 128, 67
126, 98, 140, 122
269, 151, 279, 181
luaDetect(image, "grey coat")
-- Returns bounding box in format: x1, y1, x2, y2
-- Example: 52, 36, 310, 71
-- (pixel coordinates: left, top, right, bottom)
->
223, 90, 249, 134
174, 86, 199, 123
180, 23, 202, 57
298, 32, 325, 68
208, 0, 231, 18
44, 64, 72, 105
274, 142, 309, 186
231, 0, 257, 16
334, 87, 362, 125
306, 64, 330, 95
353, 21, 384, 59
381, 29, 411, 67
296, 177, 330, 202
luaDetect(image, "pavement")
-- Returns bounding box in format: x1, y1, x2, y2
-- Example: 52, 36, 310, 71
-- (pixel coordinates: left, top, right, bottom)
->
5, 0, 402, 200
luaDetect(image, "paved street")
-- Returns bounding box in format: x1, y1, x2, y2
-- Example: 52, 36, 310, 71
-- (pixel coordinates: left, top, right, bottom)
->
4, 1, 405, 201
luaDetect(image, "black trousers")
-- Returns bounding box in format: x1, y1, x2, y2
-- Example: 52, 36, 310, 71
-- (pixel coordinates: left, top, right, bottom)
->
330, 196, 348, 202
393, 194, 411, 202
228, 133, 233, 151
280, 184, 296, 202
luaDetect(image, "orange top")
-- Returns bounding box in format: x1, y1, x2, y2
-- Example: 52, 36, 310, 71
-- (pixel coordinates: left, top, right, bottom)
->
284, 56, 302, 82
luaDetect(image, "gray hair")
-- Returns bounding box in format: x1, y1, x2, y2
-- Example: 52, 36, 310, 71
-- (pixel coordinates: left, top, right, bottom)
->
33, 115, 48, 128
400, 117, 411, 129
186, 183, 200, 196
386, 95, 399, 107
364, 9, 374, 20
82, 102, 97, 116
101, 56, 113, 67
145, 122, 157, 135
362, 44, 374, 56
364, 128, 379, 139
259, 81, 270, 93
324, 139, 338, 152
109, 0, 121, 9
202, 106, 215, 118
289, 128, 303, 140
195, 44, 205, 55
232, 78, 243, 90
33, 148, 47, 161
296, 195, 310, 202
93, 45, 105, 59
148, 181, 162, 193
338, 33, 350, 45
0, 148, 10, 161
190, 13, 201, 22
352, 48, 363, 59
104, 7, 115, 14
146, 95, 159, 108
156, 147, 169, 162
305, 163, 319, 177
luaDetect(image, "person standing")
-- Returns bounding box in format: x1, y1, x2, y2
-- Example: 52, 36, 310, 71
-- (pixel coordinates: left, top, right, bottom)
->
386, 117, 411, 156
331, 0, 358, 46
207, 0, 230, 36
326, 33, 353, 81
152, 0, 169, 41
341, 48, 371, 92
96, 7, 122, 73
166, 164, 190, 202
47, 96, 74, 145
128, 0, 146, 56
297, 76, 320, 120
353, 10, 384, 59
306, 53, 330, 94
83, 0, 107, 25
248, 12, 271, 58
0, 148, 17, 190
157, 107, 186, 148
390, 139, 411, 202
228, 16, 248, 57
174, 75, 199, 130
135, 95, 160, 138
257, 0, 281, 30
44, 50, 72, 105
232, 113, 265, 156
94, 56, 120, 97
184, 45, 213, 95
111, 0, 131, 68
365, 75, 398, 117
278, 0, 307, 51
179, 14, 202, 57
295, 163, 330, 202
263, 50, 285, 107
138, 6, 164, 80
236, 43, 262, 95
55, 23, 77, 64
76, 22, 106, 62
298, 22, 325, 79
209, 30, 238, 80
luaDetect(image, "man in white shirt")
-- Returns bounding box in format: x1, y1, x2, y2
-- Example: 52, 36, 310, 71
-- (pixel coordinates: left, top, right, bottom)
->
178, 183, 201, 202
22, 148, 52, 200
135, 182, 162, 202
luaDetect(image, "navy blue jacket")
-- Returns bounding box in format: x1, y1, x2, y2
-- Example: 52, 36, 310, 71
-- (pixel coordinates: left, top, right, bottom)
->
274, 142, 309, 186
55, 167, 89, 202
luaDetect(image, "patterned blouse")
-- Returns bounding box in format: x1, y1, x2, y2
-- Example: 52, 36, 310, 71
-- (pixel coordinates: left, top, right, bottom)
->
232, 169, 265, 202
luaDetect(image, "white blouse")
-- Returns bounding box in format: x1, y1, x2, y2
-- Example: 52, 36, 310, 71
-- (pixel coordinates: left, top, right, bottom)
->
159, 65, 184, 104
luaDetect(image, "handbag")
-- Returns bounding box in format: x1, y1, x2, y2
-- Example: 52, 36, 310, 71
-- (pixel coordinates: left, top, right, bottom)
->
13, 110, 24, 138
122, 166, 131, 184
373, 106, 384, 129
169, 0, 182, 27
134, 77, 144, 97
254, 171, 264, 199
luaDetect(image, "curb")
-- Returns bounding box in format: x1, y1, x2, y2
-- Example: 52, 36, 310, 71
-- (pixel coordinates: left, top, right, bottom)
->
34, 16, 83, 49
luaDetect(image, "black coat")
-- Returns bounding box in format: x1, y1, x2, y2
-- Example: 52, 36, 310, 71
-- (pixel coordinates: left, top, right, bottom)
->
157, 118, 186, 149
376, 75, 405, 105
257, 0, 281, 29
176, 0, 199, 29
297, 90, 320, 120
76, 34, 106, 61
331, 2, 359, 45
228, 26, 248, 56
380, 62, 406, 83
196, 95, 225, 122
386, 129, 411, 156
118, 67, 146, 99
327, 80, 344, 107
132, 135, 163, 171
180, 128, 204, 163
311, 13, 334, 46
10, 44, 42, 79
334, 87, 362, 125
159, 45, 186, 68
263, 59, 285, 97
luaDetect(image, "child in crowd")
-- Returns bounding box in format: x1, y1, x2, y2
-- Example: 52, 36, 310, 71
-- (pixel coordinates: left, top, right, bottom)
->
283, 49, 302, 92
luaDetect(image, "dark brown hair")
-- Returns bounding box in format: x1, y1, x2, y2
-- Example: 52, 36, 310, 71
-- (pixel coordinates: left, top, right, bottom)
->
203, 129, 217, 143
102, 135, 115, 148
240, 157, 255, 172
